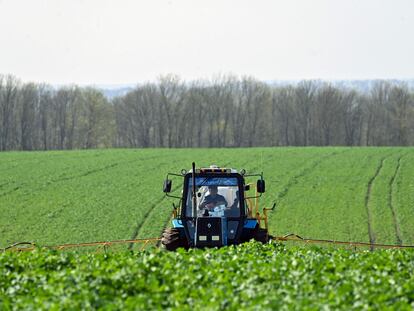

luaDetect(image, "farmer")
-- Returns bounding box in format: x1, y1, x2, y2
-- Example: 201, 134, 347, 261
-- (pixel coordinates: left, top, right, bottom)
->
200, 185, 227, 210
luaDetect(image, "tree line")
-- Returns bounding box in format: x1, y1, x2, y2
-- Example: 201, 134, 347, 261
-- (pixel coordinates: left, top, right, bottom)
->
1, 74, 413, 151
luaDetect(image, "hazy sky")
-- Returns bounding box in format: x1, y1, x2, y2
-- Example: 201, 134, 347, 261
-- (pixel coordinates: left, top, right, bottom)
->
0, 0, 413, 85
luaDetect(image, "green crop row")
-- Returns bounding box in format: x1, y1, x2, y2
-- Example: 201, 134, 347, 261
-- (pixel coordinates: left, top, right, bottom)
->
1, 147, 414, 248
1, 242, 413, 310
392, 152, 414, 244
265, 148, 414, 245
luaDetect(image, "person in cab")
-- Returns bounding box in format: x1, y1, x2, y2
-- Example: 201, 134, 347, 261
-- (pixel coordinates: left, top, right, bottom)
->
200, 185, 228, 210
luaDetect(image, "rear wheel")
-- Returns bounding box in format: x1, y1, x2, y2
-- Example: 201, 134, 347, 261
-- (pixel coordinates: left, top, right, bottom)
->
254, 227, 269, 243
161, 228, 187, 251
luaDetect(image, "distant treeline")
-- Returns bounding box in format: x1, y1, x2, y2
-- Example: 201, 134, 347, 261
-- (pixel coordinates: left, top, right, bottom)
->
0, 74, 413, 151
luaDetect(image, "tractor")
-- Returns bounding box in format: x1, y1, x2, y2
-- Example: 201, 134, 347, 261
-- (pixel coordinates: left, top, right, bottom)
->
161, 163, 274, 250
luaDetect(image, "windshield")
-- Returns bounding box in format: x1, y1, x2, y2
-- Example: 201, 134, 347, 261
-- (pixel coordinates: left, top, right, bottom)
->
186, 177, 241, 217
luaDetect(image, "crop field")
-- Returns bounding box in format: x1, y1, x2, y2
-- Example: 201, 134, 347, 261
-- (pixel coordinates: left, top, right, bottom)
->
1, 147, 414, 309
1, 147, 414, 247
1, 243, 414, 309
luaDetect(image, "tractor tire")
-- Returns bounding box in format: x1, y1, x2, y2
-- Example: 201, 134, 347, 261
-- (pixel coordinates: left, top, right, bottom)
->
161, 228, 187, 251
254, 227, 269, 243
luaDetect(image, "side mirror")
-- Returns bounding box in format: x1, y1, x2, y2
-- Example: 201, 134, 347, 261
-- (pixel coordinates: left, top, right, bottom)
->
257, 179, 265, 193
245, 184, 250, 191
163, 179, 172, 193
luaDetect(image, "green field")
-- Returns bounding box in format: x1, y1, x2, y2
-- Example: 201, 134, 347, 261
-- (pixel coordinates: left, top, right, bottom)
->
1, 147, 414, 247
2, 147, 414, 309
1, 242, 414, 310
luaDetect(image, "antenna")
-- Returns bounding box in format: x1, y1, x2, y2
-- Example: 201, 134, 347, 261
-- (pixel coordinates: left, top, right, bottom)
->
261, 150, 264, 174
192, 162, 197, 218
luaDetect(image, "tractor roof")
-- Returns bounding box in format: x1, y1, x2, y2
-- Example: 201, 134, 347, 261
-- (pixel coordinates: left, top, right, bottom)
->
189, 165, 239, 174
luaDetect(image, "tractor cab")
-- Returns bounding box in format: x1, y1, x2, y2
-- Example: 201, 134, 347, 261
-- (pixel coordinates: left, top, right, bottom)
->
162, 163, 271, 250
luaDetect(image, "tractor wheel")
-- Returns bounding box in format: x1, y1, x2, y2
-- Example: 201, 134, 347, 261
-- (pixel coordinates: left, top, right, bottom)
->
161, 228, 187, 251
254, 227, 269, 243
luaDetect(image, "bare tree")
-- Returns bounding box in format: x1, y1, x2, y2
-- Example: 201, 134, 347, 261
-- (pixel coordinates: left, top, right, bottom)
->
38, 85, 53, 150
342, 90, 363, 146
314, 84, 343, 145
79, 88, 114, 148
0, 75, 19, 150
20, 83, 38, 150
294, 81, 318, 146
388, 85, 410, 146
366, 81, 391, 146
53, 87, 78, 149
271, 86, 294, 146
157, 75, 183, 147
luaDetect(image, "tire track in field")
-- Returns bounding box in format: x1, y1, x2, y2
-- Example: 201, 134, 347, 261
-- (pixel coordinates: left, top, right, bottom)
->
50, 163, 120, 183
124, 155, 189, 250
128, 194, 168, 249
0, 152, 105, 173
388, 155, 404, 245
128, 159, 198, 248
0, 153, 168, 197
0, 162, 121, 198
46, 152, 168, 185
0, 182, 9, 188
270, 149, 347, 204
0, 186, 21, 198
128, 160, 200, 248
0, 166, 21, 174
364, 156, 387, 250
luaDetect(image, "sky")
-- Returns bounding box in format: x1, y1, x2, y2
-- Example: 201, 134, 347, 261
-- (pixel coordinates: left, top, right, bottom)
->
0, 0, 413, 85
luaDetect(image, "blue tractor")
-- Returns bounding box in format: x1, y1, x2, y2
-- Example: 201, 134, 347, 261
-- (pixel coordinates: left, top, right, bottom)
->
161, 163, 273, 250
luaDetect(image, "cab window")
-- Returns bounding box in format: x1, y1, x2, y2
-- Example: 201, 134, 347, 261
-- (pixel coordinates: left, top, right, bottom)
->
185, 177, 241, 217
